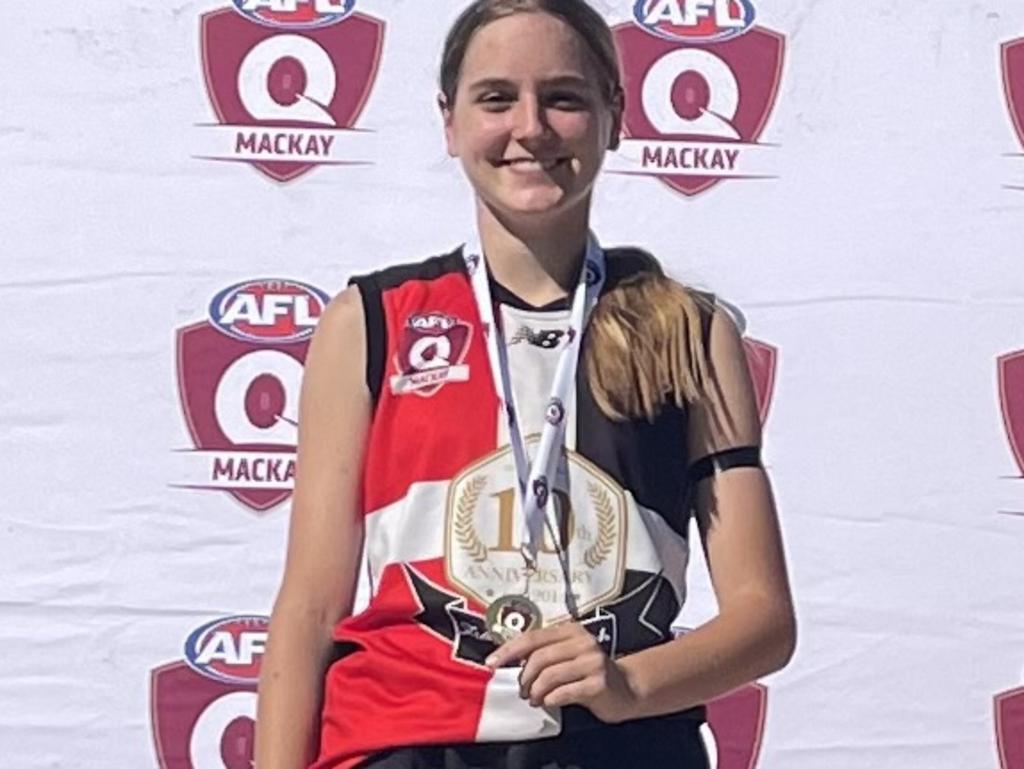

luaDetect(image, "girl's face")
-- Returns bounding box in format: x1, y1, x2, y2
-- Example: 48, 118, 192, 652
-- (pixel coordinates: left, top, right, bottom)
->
443, 12, 620, 222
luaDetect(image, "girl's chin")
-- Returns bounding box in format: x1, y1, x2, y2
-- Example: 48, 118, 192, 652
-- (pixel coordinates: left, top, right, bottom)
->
489, 188, 574, 216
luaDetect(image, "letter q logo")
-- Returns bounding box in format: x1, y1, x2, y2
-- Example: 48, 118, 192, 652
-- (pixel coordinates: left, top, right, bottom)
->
237, 35, 337, 125
214, 350, 302, 446
641, 48, 741, 140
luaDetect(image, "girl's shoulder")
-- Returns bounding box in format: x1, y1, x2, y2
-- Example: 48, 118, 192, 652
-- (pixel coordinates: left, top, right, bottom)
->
348, 246, 467, 294
603, 245, 717, 309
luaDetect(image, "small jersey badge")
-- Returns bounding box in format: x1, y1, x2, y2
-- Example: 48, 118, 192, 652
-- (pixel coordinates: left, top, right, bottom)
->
390, 312, 472, 397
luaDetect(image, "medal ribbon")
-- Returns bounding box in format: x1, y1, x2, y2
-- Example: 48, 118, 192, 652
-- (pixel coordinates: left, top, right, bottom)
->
463, 235, 607, 579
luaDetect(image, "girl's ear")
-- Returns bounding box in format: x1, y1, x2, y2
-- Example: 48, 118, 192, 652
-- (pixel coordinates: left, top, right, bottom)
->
439, 93, 458, 158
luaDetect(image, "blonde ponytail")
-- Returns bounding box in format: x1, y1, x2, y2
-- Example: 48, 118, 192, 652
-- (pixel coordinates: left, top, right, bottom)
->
584, 261, 713, 422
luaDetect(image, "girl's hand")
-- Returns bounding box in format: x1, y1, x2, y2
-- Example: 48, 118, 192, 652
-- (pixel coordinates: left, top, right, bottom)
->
485, 622, 639, 723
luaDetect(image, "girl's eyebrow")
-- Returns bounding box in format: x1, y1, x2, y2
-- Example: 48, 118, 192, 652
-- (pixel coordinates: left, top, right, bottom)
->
541, 75, 592, 89
466, 75, 593, 93
467, 77, 516, 94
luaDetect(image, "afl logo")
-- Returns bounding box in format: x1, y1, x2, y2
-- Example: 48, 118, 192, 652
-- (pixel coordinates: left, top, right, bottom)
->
184, 615, 269, 685
208, 279, 329, 344
633, 0, 756, 44
231, 0, 355, 29
410, 313, 457, 333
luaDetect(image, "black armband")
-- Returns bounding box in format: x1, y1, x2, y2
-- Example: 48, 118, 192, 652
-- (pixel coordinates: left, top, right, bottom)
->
688, 446, 762, 484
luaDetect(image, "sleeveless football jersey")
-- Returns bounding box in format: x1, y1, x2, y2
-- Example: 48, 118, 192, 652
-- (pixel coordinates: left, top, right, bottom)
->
312, 248, 712, 769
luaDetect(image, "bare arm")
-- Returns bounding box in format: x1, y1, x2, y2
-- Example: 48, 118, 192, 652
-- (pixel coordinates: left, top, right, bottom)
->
615, 304, 796, 717
489, 304, 796, 723
254, 286, 371, 769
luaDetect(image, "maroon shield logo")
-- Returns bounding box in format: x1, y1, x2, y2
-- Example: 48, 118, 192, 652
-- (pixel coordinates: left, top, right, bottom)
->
151, 662, 257, 769
1002, 39, 1024, 148
744, 338, 777, 425
996, 686, 1024, 769
999, 350, 1024, 476
199, 8, 384, 182
614, 22, 785, 197
707, 683, 768, 769
176, 323, 309, 512
389, 313, 473, 397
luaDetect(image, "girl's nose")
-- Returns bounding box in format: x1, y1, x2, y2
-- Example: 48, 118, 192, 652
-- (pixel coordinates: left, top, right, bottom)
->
510, 95, 546, 141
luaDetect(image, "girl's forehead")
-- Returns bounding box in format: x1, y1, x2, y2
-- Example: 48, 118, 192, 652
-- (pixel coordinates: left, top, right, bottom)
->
460, 13, 593, 79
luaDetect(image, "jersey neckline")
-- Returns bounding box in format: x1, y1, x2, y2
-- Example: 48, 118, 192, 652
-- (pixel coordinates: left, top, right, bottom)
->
488, 275, 572, 313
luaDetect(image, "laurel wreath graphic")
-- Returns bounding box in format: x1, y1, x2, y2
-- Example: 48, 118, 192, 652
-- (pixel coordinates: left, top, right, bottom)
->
454, 476, 489, 562
583, 483, 616, 569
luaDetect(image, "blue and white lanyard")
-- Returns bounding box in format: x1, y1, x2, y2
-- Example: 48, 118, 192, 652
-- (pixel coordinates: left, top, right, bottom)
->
463, 235, 607, 573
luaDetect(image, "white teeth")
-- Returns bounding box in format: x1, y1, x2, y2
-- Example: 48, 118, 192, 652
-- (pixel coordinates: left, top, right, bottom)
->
503, 158, 563, 170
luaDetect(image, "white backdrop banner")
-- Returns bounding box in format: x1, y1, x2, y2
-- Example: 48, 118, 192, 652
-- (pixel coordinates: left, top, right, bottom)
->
2, 1, 1024, 768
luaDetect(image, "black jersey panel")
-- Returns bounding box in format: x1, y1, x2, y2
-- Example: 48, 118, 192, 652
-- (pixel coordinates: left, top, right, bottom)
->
349, 276, 386, 405
575, 380, 691, 539
354, 712, 710, 769
348, 248, 466, 405
574, 248, 711, 540
352, 248, 466, 293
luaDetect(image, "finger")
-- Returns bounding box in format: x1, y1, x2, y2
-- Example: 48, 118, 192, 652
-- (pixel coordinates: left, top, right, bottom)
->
527, 658, 591, 706
486, 622, 581, 668
517, 639, 588, 697
542, 678, 602, 709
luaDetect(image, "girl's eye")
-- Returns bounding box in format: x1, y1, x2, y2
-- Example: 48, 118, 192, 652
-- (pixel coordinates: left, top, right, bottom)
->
479, 92, 514, 110
546, 92, 587, 110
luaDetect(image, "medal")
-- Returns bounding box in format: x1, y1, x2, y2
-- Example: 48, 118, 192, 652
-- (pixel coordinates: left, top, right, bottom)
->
486, 594, 543, 643
464, 232, 606, 622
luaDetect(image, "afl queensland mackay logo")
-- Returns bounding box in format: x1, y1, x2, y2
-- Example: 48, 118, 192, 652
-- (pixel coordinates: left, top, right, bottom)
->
610, 0, 785, 197
723, 299, 777, 424
998, 349, 1024, 514
744, 337, 776, 425
196, 0, 384, 182
175, 279, 329, 513
151, 615, 268, 769
996, 678, 1024, 769
390, 313, 473, 397
706, 682, 767, 769
1002, 37, 1024, 188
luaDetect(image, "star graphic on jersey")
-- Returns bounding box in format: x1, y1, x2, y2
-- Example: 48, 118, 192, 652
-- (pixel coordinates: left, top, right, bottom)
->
579, 608, 618, 657
403, 566, 678, 665
578, 571, 678, 657
402, 564, 496, 666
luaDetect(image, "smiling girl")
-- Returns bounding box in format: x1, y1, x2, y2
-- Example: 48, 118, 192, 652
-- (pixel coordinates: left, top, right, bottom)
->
254, 2, 795, 768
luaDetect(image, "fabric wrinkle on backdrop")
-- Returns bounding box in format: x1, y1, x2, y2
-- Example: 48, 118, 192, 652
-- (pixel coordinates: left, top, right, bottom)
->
2, 2, 1024, 768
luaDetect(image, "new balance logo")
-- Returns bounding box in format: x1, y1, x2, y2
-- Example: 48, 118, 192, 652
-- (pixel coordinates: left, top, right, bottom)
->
508, 326, 565, 349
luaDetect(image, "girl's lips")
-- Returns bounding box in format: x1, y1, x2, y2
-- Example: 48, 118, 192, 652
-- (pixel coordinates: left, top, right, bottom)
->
494, 157, 569, 171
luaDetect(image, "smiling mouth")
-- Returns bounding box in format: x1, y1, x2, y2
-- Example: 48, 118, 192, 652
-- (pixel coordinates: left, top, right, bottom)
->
494, 157, 570, 171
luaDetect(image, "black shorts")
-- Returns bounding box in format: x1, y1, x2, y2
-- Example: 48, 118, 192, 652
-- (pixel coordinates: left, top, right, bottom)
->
355, 712, 710, 769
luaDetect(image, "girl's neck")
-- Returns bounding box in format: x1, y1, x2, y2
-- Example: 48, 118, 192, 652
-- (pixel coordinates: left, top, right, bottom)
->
475, 200, 590, 307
